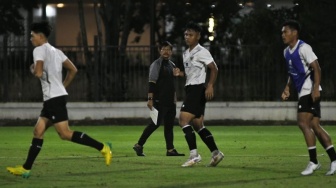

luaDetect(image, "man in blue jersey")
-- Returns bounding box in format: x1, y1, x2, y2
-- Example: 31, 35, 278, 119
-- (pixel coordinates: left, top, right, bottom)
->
281, 20, 336, 176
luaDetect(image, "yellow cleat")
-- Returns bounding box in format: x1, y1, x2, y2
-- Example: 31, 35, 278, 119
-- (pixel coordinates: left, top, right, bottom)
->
101, 142, 112, 166
7, 165, 31, 178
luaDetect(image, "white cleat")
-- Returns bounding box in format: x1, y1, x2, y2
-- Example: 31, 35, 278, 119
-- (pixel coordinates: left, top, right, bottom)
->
326, 160, 336, 176
208, 151, 224, 167
181, 154, 202, 167
301, 161, 321, 176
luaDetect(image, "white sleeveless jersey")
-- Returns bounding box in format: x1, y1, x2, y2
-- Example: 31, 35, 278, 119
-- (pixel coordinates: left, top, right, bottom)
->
33, 43, 68, 101
182, 44, 215, 86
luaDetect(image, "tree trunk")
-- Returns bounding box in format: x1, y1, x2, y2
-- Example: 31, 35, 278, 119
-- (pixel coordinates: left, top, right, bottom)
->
77, 0, 93, 100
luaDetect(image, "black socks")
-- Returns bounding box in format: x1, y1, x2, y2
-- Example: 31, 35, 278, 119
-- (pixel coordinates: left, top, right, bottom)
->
182, 125, 196, 150
71, 131, 104, 151
198, 128, 218, 152
23, 138, 43, 170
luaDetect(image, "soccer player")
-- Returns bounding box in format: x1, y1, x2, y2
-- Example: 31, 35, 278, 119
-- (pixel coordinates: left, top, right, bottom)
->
174, 22, 224, 167
133, 41, 184, 157
6, 21, 112, 178
281, 20, 336, 175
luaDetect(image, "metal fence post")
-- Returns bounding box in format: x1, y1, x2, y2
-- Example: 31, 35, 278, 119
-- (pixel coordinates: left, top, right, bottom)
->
2, 34, 9, 102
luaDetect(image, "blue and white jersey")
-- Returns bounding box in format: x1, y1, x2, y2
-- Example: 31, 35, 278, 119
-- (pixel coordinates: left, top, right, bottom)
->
284, 40, 321, 98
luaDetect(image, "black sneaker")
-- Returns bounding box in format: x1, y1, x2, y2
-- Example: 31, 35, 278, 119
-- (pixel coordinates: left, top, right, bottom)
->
133, 144, 145, 156
166, 149, 185, 156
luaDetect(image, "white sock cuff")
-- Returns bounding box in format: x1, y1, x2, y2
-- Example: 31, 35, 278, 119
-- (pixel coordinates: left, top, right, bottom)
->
308, 146, 316, 150
326, 145, 334, 151
182, 125, 191, 129
197, 126, 205, 133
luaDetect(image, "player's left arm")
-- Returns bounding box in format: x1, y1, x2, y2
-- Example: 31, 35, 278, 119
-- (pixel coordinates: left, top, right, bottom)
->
30, 61, 44, 78
309, 60, 321, 102
205, 62, 218, 100
62, 59, 78, 88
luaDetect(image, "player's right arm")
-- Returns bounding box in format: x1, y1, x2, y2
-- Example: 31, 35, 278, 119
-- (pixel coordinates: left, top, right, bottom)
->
282, 77, 291, 101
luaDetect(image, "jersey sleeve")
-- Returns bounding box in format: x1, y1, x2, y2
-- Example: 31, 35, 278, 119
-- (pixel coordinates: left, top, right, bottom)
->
33, 46, 45, 63
198, 49, 214, 65
58, 50, 68, 63
148, 61, 160, 83
299, 43, 318, 64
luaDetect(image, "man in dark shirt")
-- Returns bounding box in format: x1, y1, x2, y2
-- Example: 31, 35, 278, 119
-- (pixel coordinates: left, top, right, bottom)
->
133, 41, 184, 156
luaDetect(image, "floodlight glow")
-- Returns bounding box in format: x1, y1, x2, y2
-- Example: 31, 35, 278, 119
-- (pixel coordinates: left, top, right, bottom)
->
208, 17, 214, 32
46, 5, 56, 17
57, 3, 64, 8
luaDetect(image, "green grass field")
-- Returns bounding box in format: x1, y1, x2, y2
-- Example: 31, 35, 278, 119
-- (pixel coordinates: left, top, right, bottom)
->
1, 125, 336, 188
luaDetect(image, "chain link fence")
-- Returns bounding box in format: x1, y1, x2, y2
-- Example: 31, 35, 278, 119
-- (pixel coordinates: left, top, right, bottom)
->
0, 44, 335, 102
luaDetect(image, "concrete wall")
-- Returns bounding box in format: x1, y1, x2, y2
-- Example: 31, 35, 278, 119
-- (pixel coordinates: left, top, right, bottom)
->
1, 102, 336, 122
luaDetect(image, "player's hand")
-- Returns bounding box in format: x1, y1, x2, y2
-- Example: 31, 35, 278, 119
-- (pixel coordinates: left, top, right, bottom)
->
311, 89, 320, 103
281, 90, 290, 101
30, 64, 35, 74
205, 85, 214, 100
173, 68, 180, 76
147, 100, 153, 110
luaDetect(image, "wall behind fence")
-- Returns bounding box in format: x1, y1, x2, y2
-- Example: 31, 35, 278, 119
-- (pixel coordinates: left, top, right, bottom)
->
1, 102, 336, 124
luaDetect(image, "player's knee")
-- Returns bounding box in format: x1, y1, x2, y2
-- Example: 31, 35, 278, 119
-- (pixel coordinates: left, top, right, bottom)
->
33, 129, 44, 138
57, 131, 72, 141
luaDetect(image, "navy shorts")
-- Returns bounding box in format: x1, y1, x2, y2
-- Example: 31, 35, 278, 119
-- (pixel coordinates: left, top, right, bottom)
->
40, 95, 69, 123
297, 94, 321, 118
180, 84, 206, 118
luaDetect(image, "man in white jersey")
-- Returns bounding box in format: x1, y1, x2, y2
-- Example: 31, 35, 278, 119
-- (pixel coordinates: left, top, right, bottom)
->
6, 21, 112, 178
174, 22, 224, 167
281, 20, 336, 176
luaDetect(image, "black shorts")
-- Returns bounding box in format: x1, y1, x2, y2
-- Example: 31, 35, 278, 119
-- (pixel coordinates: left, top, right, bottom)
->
297, 94, 321, 118
40, 95, 69, 123
180, 84, 206, 118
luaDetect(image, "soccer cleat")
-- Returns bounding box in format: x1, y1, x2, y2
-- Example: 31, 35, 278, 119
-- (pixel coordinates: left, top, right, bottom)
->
181, 154, 202, 167
301, 161, 321, 175
166, 149, 185, 156
133, 144, 145, 156
326, 160, 336, 176
6, 165, 31, 178
208, 150, 224, 167
101, 142, 112, 166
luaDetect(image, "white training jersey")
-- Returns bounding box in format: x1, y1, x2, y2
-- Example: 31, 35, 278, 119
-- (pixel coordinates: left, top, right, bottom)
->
33, 43, 68, 101
283, 40, 321, 98
183, 44, 215, 86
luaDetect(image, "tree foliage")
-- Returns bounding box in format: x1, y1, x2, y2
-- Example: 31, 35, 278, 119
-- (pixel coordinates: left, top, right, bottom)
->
0, 0, 38, 35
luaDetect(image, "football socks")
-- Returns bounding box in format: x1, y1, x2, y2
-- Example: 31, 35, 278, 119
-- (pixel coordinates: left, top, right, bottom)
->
182, 125, 197, 150
71, 131, 104, 151
23, 138, 43, 170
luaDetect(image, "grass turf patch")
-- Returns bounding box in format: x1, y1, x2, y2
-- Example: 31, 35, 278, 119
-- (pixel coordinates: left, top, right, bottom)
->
1, 125, 336, 187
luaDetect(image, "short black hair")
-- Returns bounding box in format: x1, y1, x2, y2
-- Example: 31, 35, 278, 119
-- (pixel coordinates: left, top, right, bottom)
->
282, 20, 301, 34
30, 21, 52, 37
185, 21, 202, 33
159, 41, 173, 50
